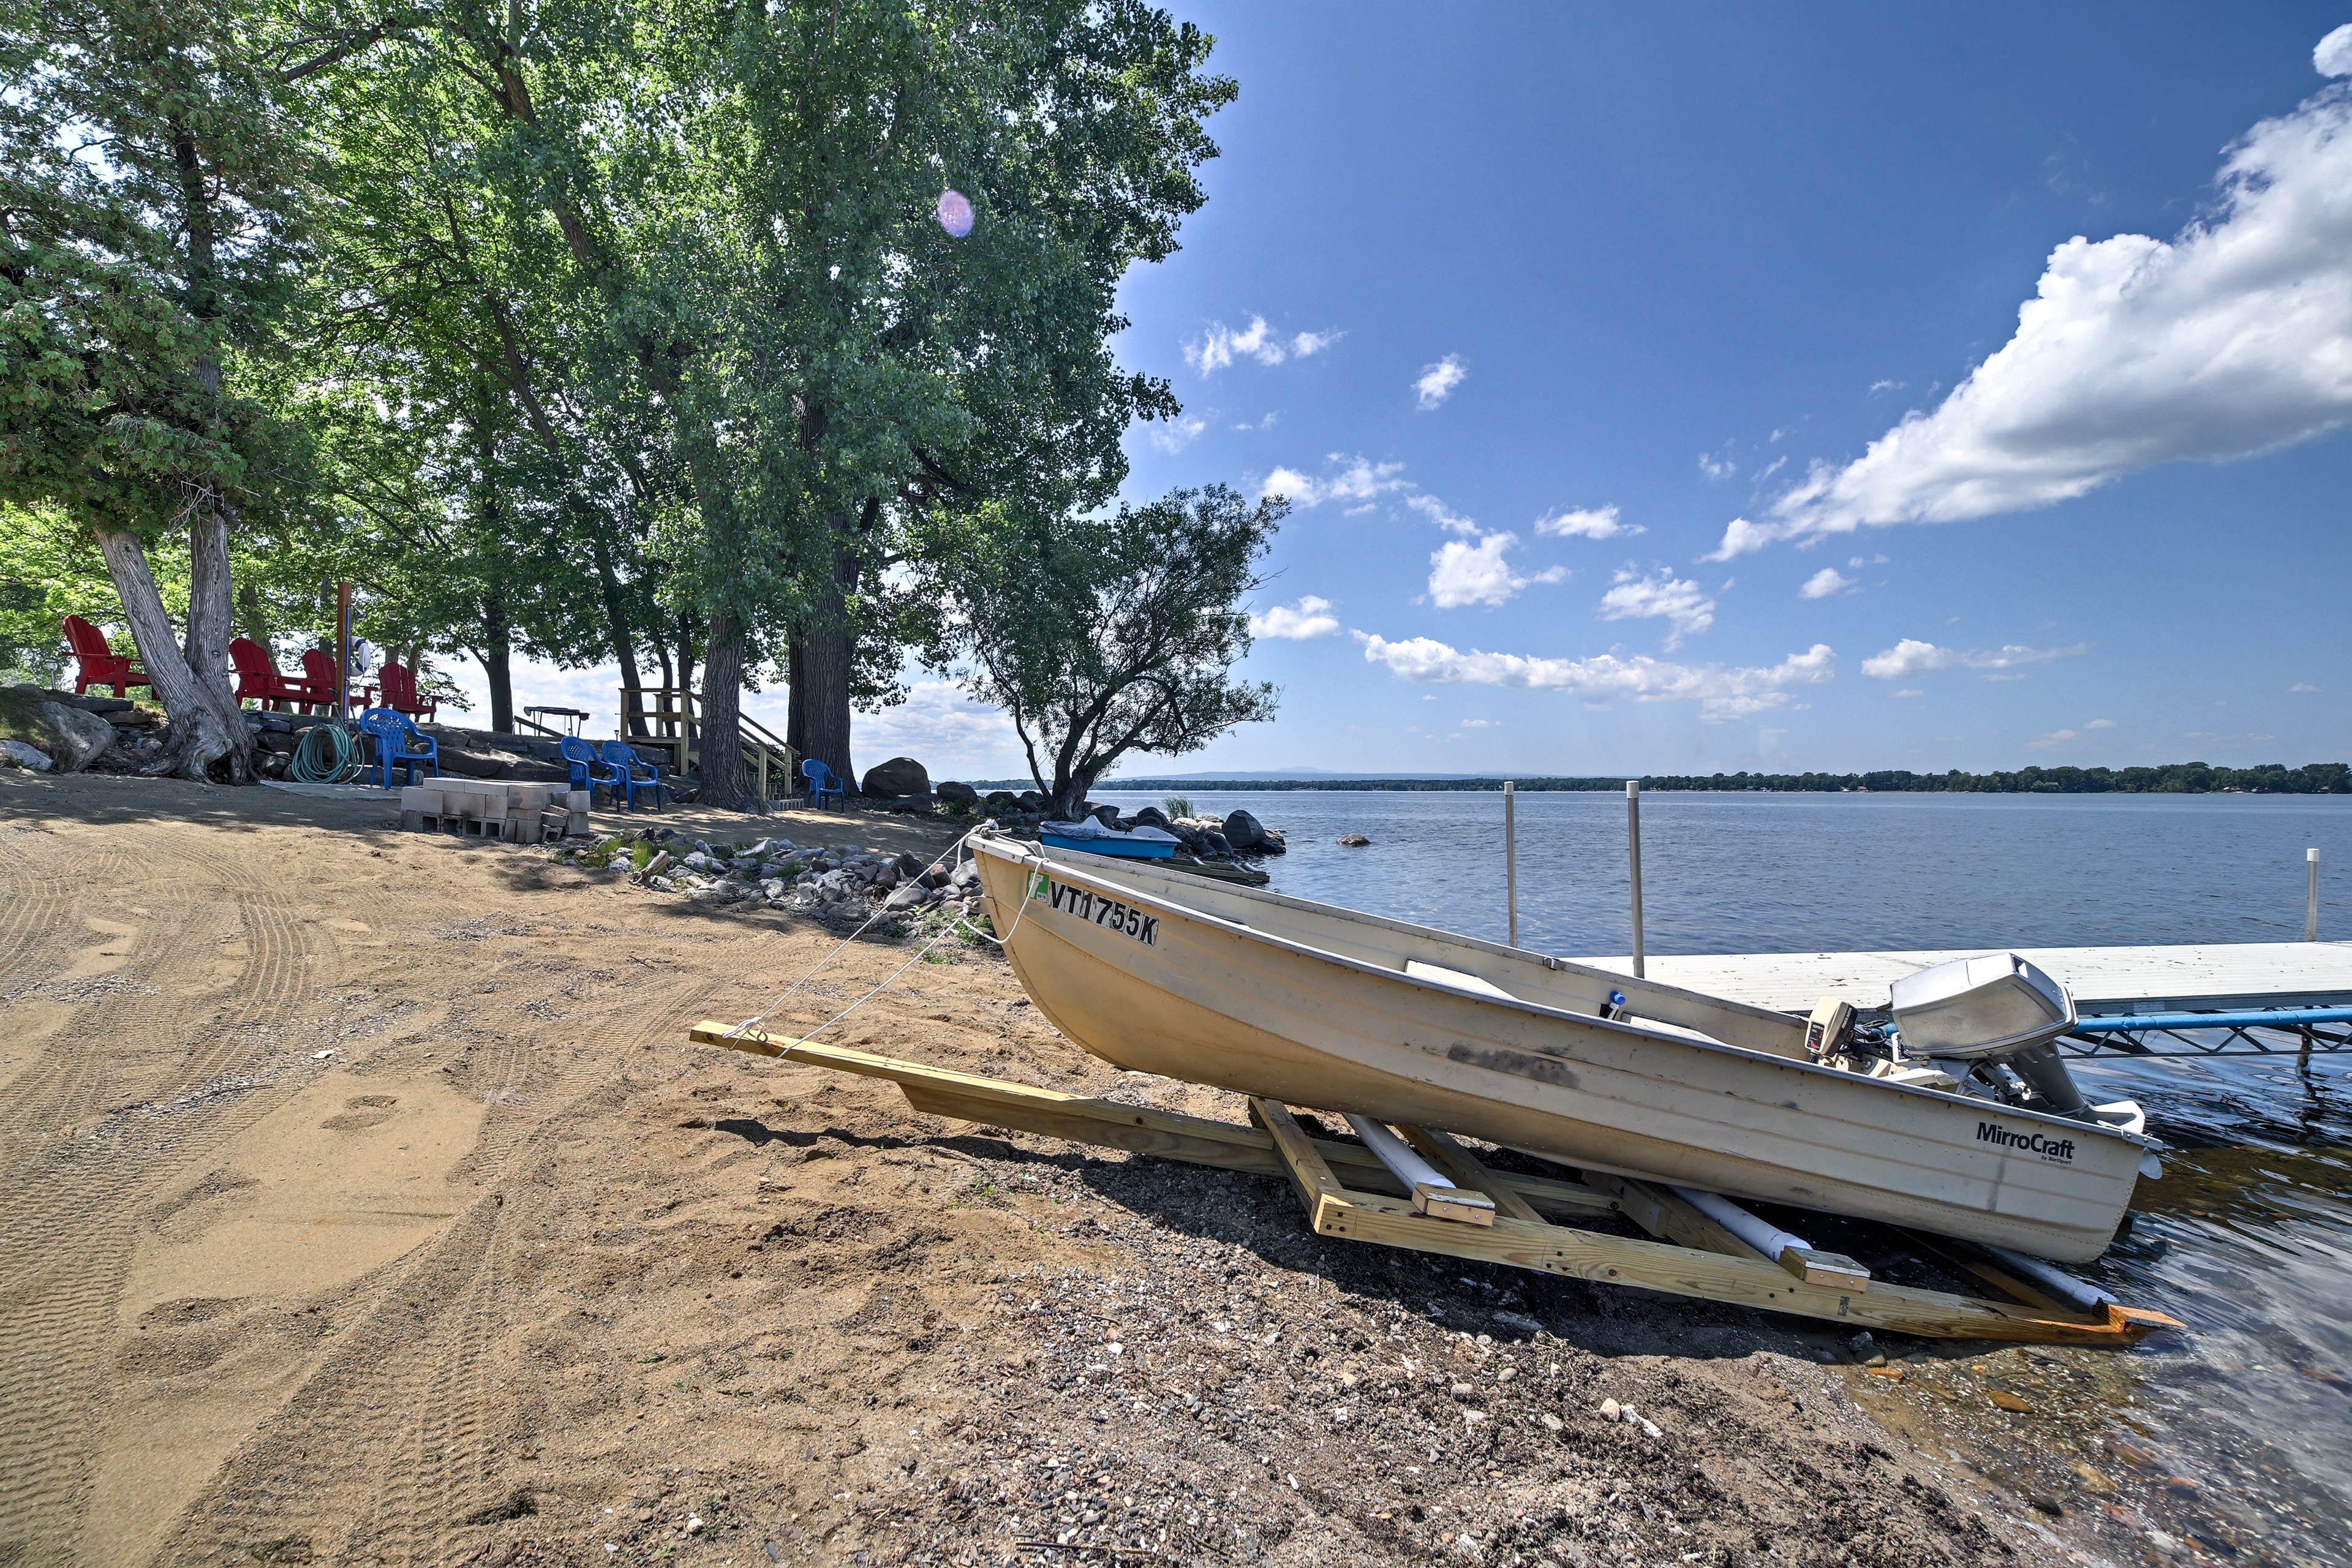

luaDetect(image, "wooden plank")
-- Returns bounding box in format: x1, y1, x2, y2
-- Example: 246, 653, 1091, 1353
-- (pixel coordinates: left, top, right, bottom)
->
690, 1022, 1607, 1214
1586, 1172, 1770, 1261
1250, 1097, 1352, 1230
1395, 1125, 1544, 1225
1410, 1180, 1498, 1227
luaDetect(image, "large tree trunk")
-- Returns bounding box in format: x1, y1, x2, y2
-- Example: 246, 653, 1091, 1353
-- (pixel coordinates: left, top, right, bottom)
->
696, 608, 755, 809
93, 528, 251, 782
479, 590, 514, 734
785, 638, 807, 763
586, 528, 647, 736
796, 544, 859, 796
184, 503, 236, 698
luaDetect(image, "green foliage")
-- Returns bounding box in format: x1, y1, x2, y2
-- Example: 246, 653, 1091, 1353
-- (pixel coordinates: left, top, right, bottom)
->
927, 484, 1283, 813
0, 503, 182, 682
0, 0, 315, 534
1160, 794, 1193, 820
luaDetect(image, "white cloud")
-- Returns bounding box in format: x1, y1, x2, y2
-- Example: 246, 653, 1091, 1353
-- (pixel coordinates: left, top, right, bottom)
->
1185, 315, 1339, 375
1869, 379, 1905, 394
1697, 447, 1737, 481
854, 680, 1024, 772
1248, 596, 1341, 640
1891, 688, 1924, 698
1414, 355, 1467, 409
2291, 681, 2320, 693
1405, 493, 1480, 536
2087, 717, 2117, 729
1534, 503, 1643, 541
1860, 638, 2088, 679
1798, 567, 1856, 600
1428, 532, 1567, 609
2026, 728, 2080, 749
1232, 412, 1280, 432
1597, 569, 1715, 649
1256, 454, 1408, 508
1458, 717, 1498, 729
2320, 23, 2352, 77
1355, 633, 1834, 721
1148, 413, 1208, 453
1714, 45, 2352, 558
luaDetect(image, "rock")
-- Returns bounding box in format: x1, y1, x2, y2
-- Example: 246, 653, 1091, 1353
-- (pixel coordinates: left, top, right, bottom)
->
1090, 804, 1121, 828
872, 863, 901, 891
643, 850, 677, 878
862, 756, 929, 797
1338, 833, 1371, 847
1220, 808, 1266, 851
1539, 1412, 1563, 1433
1449, 1382, 1474, 1401
37, 701, 116, 772
1987, 1390, 2034, 1413
984, 790, 1019, 813
892, 851, 925, 877
1256, 827, 1286, 853
884, 884, 927, 913
1847, 1331, 1876, 1360
107, 705, 160, 728
936, 780, 979, 806
1596, 1397, 1621, 1423
1128, 805, 1171, 830
1202, 830, 1232, 857
1866, 1365, 1905, 1382
0, 738, 53, 771
1016, 790, 1044, 812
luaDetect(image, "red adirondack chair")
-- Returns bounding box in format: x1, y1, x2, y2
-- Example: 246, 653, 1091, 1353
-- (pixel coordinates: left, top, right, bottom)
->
62, 615, 153, 698
229, 637, 320, 711
299, 648, 350, 715
365, 661, 437, 722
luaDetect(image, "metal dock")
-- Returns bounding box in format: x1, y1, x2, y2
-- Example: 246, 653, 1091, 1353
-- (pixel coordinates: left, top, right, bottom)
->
1583, 941, 2352, 1057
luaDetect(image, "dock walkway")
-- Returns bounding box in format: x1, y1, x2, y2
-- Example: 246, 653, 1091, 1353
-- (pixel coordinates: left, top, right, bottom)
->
1581, 940, 2352, 1016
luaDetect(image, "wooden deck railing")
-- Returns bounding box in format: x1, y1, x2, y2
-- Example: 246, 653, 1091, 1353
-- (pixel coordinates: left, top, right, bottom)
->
619, 686, 797, 800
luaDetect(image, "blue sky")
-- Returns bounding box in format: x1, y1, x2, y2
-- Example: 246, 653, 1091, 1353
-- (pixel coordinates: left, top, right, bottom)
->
462, 6, 2352, 781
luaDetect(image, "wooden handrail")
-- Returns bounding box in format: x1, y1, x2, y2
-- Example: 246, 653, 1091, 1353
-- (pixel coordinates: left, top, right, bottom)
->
617, 685, 797, 799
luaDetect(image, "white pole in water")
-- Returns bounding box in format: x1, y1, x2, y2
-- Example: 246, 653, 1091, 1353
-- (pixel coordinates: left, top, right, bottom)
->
2307, 848, 2321, 941
1627, 780, 1646, 979
1504, 780, 1518, 948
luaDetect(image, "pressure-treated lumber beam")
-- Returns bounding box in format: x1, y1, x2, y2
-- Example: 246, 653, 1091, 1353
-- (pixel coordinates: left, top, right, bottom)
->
691, 1022, 1616, 1217
1396, 1125, 1545, 1225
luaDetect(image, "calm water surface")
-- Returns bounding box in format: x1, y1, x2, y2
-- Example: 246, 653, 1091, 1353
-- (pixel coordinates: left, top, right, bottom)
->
1095, 790, 2352, 1563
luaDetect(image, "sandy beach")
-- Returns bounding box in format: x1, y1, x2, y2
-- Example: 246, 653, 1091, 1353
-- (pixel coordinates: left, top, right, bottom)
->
1, 771, 2191, 1566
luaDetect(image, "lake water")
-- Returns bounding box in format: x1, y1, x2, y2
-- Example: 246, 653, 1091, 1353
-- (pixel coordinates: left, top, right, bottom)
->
1095, 789, 2352, 1564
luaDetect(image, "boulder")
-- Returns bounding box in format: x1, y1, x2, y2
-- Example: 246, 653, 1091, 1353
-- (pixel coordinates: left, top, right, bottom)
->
1, 739, 52, 771
1202, 830, 1232, 857
1016, 790, 1044, 812
1339, 833, 1371, 847
37, 701, 116, 773
984, 790, 1019, 813
1168, 823, 1208, 854
1220, 808, 1267, 851
1090, 804, 1121, 828
1128, 805, 1171, 830
861, 756, 930, 798
935, 779, 979, 806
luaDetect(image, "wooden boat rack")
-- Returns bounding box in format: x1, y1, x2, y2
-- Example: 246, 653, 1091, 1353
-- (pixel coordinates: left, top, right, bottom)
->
691, 1022, 2181, 1346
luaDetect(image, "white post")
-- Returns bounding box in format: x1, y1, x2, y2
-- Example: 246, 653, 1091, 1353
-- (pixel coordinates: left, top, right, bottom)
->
1504, 780, 1518, 948
2307, 848, 2321, 942
1626, 780, 1646, 979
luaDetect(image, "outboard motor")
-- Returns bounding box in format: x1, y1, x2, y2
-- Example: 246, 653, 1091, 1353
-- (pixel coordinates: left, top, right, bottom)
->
1888, 953, 2091, 1118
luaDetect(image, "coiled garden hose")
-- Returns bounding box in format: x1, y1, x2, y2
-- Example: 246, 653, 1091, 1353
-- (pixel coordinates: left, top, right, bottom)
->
288, 721, 366, 783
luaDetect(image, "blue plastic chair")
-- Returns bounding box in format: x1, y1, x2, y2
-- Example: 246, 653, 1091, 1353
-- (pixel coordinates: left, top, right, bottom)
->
601, 739, 665, 811
801, 757, 843, 808
359, 707, 439, 788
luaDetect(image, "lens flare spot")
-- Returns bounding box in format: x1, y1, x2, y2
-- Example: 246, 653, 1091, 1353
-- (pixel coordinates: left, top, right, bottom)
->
935, 189, 974, 237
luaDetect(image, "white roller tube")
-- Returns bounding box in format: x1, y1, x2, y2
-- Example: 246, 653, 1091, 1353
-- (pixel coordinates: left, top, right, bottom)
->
1981, 1242, 2118, 1311
1344, 1114, 1452, 1194
1667, 1185, 1811, 1262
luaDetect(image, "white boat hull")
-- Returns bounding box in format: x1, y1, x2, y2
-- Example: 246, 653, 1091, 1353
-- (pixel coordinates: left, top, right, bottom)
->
973, 839, 2149, 1262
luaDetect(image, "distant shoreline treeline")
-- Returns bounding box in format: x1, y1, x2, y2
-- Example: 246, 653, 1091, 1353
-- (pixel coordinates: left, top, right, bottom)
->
1041, 762, 2352, 796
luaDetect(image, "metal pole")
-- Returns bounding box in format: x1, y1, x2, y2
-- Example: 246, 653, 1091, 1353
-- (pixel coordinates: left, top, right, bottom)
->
2307, 848, 2321, 941
1504, 780, 1518, 948
1626, 780, 1645, 979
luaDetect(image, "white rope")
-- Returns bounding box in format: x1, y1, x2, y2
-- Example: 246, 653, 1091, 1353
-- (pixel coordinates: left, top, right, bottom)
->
721, 823, 1038, 1045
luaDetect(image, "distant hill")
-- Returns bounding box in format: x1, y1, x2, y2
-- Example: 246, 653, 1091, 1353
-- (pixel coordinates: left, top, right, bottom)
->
954, 763, 2352, 796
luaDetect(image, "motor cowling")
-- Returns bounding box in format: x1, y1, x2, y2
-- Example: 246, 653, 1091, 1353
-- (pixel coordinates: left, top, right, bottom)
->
1889, 952, 2091, 1117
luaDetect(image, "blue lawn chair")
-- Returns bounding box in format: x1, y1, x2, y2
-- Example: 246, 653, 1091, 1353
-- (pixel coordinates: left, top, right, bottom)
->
360, 707, 439, 788
601, 739, 665, 811
560, 736, 608, 792
801, 757, 843, 808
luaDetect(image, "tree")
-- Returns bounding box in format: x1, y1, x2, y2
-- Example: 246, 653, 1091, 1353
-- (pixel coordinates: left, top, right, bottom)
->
402, 0, 1234, 805
927, 485, 1283, 817
0, 0, 322, 778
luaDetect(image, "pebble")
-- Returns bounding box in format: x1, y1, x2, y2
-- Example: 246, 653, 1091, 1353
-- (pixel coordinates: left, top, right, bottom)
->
1848, 1331, 1877, 1359
1866, 1365, 1905, 1382
1988, 1390, 2034, 1413
685, 1517, 705, 1535
1597, 1397, 1621, 1422
1540, 1413, 1563, 1433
